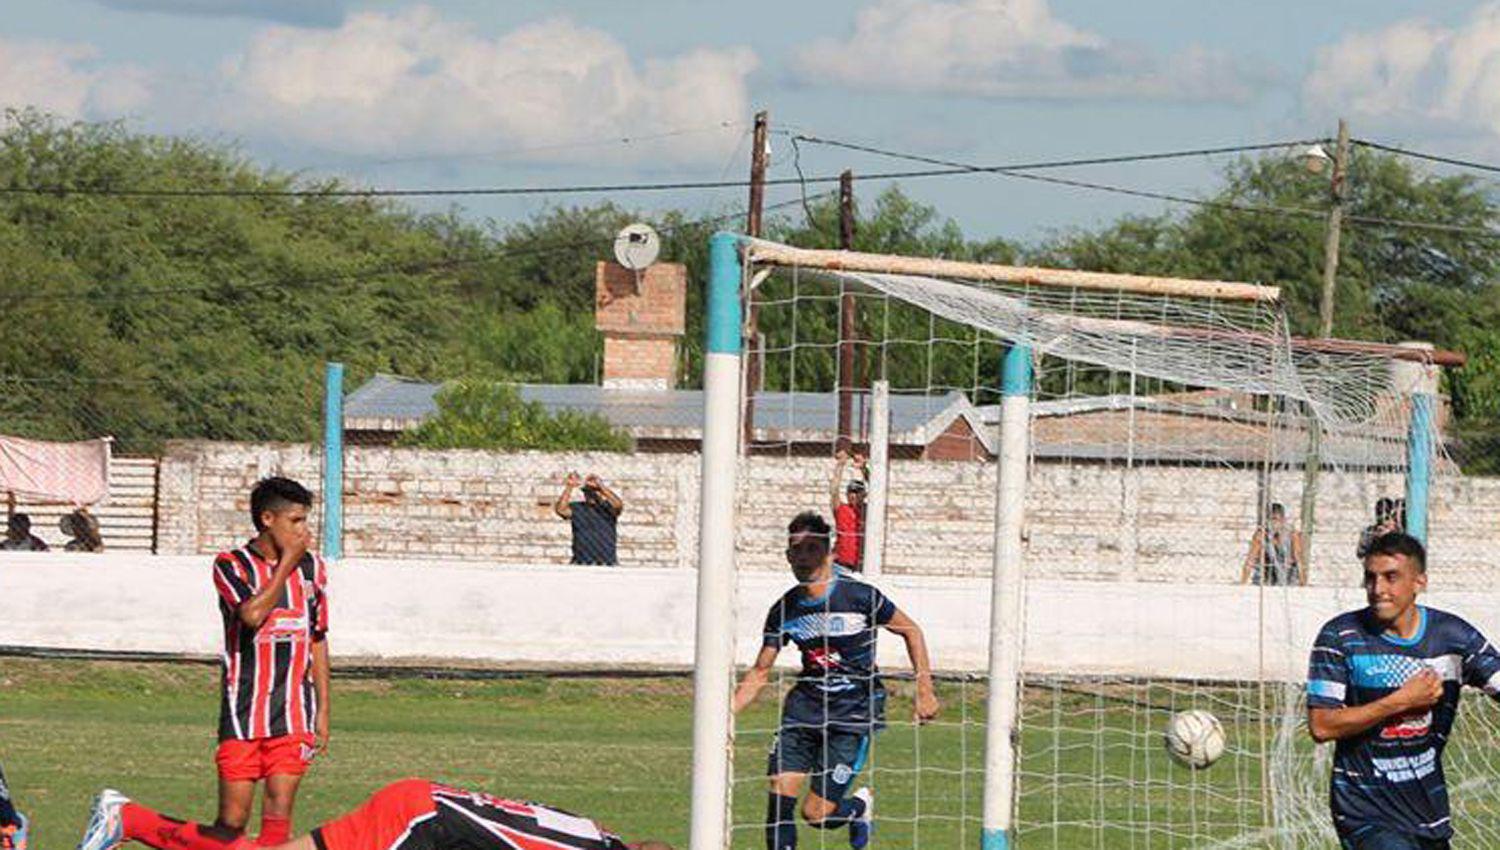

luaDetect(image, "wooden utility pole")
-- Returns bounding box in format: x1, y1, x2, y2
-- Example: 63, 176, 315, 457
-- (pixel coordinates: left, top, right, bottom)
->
1318, 119, 1351, 338
836, 170, 858, 451
742, 110, 770, 454
1301, 118, 1350, 575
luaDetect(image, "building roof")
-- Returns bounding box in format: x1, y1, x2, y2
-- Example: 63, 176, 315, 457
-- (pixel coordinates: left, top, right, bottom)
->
348, 376, 1432, 468
344, 374, 995, 451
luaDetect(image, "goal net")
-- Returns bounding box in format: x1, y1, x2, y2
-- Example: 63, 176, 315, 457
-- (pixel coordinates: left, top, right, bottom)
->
691, 233, 1500, 850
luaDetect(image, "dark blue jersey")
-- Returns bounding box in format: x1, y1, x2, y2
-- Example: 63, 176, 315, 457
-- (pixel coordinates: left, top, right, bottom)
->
1306, 606, 1500, 840
762, 574, 898, 730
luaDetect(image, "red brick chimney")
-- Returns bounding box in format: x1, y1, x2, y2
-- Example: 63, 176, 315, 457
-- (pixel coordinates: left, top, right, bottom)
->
594, 261, 687, 390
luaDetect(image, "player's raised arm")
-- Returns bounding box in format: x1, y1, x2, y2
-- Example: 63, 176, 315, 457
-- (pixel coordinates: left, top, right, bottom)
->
235, 523, 309, 629
883, 609, 939, 722
1308, 669, 1442, 743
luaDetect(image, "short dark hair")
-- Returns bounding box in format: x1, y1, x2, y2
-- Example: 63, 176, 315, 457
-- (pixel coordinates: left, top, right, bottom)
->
1375, 496, 1395, 519
1364, 531, 1426, 572
788, 511, 831, 543
8, 513, 29, 534
250, 477, 313, 532
1268, 502, 1286, 518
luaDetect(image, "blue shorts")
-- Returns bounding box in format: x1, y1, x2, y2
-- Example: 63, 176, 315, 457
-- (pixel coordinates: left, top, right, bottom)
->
1339, 824, 1450, 850
767, 725, 872, 803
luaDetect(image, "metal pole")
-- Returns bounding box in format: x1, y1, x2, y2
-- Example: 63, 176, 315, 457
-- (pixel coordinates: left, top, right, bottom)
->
837, 169, 857, 451
863, 379, 891, 578
321, 362, 344, 559
981, 345, 1032, 850
1396, 343, 1439, 543
689, 232, 745, 850
742, 111, 769, 455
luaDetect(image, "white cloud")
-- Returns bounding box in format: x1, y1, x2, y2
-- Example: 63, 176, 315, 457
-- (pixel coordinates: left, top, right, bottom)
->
212, 6, 758, 164
0, 38, 150, 120
1304, 4, 1500, 139
792, 0, 1263, 102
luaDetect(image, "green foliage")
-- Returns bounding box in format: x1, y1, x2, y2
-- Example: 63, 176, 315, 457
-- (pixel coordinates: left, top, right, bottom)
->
399, 380, 630, 452
2, 108, 1497, 472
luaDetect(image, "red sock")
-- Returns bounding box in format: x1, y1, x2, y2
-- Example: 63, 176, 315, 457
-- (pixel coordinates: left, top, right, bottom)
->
255, 816, 290, 847
121, 804, 253, 850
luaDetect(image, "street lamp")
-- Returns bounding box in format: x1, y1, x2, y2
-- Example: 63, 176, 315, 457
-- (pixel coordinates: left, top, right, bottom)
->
1302, 143, 1332, 175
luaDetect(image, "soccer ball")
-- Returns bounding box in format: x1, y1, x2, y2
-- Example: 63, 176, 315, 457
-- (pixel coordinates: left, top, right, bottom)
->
1163, 709, 1226, 769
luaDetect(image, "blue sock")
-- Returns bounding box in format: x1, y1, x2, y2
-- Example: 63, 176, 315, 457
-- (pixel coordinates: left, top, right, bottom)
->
767, 794, 798, 850
806, 795, 865, 830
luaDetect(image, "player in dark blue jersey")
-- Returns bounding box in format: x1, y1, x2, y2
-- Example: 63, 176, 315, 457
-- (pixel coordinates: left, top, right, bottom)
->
733, 512, 939, 850
1306, 532, 1500, 850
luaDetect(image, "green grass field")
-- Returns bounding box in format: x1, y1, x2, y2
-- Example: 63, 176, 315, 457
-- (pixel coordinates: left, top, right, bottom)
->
0, 658, 1297, 850
8, 657, 1496, 850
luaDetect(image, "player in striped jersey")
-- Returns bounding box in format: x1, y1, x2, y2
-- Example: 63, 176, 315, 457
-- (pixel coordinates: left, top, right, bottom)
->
77, 779, 673, 850
1306, 532, 1500, 849
211, 477, 330, 847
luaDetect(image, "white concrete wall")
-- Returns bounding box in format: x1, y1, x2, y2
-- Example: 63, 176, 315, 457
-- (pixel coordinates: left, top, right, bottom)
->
153, 441, 1500, 587
7, 553, 1499, 682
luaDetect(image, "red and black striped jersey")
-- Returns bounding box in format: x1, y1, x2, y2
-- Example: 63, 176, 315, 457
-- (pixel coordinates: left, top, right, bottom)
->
429, 784, 631, 850
213, 542, 329, 741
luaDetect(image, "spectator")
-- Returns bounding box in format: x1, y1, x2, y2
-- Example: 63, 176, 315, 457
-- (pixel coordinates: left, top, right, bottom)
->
60, 508, 104, 552
554, 472, 623, 566
1356, 497, 1400, 560
0, 514, 48, 552
1240, 502, 1306, 586
829, 450, 869, 572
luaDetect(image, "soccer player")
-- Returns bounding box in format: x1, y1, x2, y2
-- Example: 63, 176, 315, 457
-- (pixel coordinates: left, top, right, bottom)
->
732, 511, 939, 850
211, 477, 330, 845
75, 779, 673, 850
0, 761, 29, 850
1306, 532, 1500, 850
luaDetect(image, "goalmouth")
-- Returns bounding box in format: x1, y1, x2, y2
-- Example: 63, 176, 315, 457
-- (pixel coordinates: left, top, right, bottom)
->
690, 233, 1456, 850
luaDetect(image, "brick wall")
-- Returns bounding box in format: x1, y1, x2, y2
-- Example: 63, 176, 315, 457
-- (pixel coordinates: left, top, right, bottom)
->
156, 440, 1500, 587
601, 335, 678, 387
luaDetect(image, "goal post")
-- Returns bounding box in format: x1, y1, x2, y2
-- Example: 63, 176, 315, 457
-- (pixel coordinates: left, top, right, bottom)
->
688, 231, 745, 850
694, 232, 1480, 850
982, 344, 1032, 850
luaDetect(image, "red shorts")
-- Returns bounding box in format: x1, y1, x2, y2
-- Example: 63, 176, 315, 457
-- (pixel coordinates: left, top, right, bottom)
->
313, 779, 436, 850
215, 733, 317, 782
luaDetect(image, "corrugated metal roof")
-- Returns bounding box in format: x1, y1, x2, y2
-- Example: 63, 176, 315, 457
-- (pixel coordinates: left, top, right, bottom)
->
344, 374, 988, 448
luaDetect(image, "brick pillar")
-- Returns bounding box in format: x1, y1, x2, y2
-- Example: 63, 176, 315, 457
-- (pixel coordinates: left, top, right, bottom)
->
595, 262, 687, 390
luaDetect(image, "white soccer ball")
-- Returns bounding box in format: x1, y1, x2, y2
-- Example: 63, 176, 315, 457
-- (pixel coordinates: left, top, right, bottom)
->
1163, 709, 1226, 769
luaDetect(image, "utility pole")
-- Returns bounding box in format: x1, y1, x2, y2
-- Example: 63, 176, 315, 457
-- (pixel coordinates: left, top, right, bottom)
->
836, 170, 857, 452
1300, 117, 1350, 572
742, 110, 769, 454
1318, 119, 1351, 338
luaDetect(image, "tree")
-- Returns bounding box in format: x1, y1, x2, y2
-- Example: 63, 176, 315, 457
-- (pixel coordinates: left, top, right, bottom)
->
399, 380, 630, 452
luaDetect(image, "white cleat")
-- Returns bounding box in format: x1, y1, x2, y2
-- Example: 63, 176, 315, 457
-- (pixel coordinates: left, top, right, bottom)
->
849, 786, 874, 850
78, 789, 130, 850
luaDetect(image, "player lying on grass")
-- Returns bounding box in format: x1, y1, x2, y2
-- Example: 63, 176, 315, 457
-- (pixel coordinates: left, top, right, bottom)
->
1307, 532, 1500, 850
732, 511, 939, 850
77, 778, 672, 850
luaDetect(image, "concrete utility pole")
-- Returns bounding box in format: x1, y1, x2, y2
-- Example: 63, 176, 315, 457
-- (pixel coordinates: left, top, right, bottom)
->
1301, 117, 1350, 568
837, 169, 857, 451
742, 110, 769, 454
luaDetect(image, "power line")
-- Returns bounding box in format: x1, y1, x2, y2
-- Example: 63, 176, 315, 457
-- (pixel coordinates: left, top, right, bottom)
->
0, 192, 832, 306
0, 138, 1319, 200
1352, 138, 1500, 176
794, 134, 1500, 241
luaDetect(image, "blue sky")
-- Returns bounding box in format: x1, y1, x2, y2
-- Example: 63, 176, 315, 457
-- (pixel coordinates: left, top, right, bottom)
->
4, 0, 1498, 241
